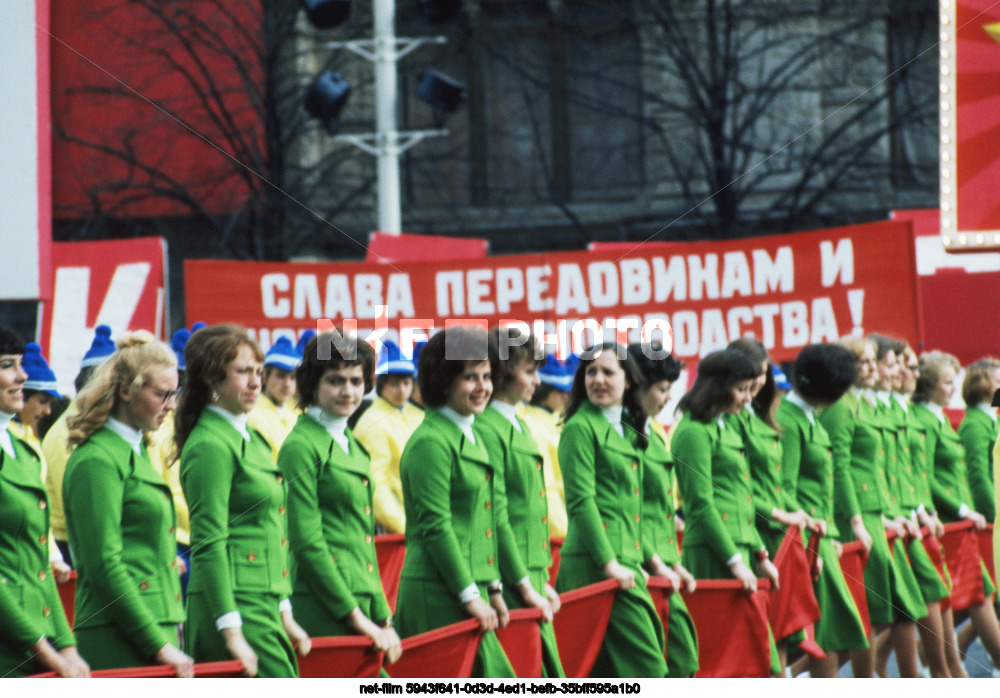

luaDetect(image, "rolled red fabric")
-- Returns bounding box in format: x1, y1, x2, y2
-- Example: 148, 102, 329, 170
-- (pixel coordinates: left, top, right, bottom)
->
941, 520, 986, 612
374, 533, 407, 612
552, 578, 618, 678
495, 607, 544, 678
297, 635, 384, 678
769, 528, 821, 639
685, 579, 772, 678
837, 540, 871, 638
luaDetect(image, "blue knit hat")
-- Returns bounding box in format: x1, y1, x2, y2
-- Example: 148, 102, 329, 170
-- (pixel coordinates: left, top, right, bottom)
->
171, 329, 191, 371
295, 330, 316, 359
264, 336, 299, 371
538, 354, 574, 392
22, 343, 60, 398
80, 325, 116, 368
772, 364, 792, 391
190, 322, 207, 334
376, 340, 416, 375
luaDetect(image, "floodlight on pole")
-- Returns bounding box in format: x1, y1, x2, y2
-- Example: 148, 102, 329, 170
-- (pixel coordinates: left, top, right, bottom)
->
305, 71, 352, 133
301, 0, 352, 29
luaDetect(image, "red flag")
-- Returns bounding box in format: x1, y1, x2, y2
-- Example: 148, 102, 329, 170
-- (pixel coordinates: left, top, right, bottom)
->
390, 619, 482, 678
57, 570, 76, 628
805, 532, 822, 581
645, 576, 674, 659
495, 608, 543, 678
552, 579, 619, 678
297, 636, 384, 678
838, 541, 871, 638
799, 624, 827, 660
547, 537, 564, 585
375, 533, 406, 613
769, 528, 821, 639
919, 526, 951, 611
685, 579, 773, 678
941, 520, 986, 611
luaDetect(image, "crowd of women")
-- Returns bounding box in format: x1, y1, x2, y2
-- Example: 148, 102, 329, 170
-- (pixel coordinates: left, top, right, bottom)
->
0, 319, 998, 678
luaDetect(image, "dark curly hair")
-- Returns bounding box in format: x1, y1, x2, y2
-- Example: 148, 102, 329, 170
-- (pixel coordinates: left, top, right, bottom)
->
626, 342, 683, 386
791, 344, 856, 407
676, 349, 761, 423
296, 330, 377, 408
418, 325, 490, 408
563, 342, 648, 450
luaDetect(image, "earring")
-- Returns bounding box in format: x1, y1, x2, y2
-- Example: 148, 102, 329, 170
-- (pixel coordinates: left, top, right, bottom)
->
212, 390, 219, 402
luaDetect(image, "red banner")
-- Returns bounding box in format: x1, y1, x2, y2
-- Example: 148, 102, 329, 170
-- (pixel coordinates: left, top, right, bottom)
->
685, 579, 773, 678
38, 237, 167, 395
185, 221, 921, 363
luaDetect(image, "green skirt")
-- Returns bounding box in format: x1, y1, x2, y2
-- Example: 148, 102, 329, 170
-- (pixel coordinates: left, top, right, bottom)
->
502, 568, 565, 678
665, 591, 699, 678
680, 542, 780, 675
907, 537, 950, 604
806, 533, 868, 653
396, 577, 515, 678
75, 622, 181, 671
889, 537, 928, 622
555, 554, 667, 678
186, 590, 298, 678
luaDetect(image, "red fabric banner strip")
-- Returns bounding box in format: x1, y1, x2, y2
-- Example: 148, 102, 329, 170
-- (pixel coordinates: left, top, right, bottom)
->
548, 537, 564, 586
56, 570, 76, 628
552, 579, 619, 679
685, 579, 772, 678
26, 660, 245, 678
375, 533, 407, 613
837, 540, 871, 638
941, 520, 986, 612
297, 635, 384, 678
645, 576, 674, 659
495, 607, 544, 678
769, 528, 821, 638
977, 524, 995, 586
391, 618, 483, 678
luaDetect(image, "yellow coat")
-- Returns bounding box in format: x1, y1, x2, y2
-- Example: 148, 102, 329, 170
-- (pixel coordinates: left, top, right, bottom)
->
521, 404, 568, 538
40, 403, 77, 543
248, 396, 297, 462
353, 397, 424, 533
147, 416, 190, 547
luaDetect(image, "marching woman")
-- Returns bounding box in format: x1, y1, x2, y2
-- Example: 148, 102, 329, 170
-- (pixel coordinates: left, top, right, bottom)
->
62, 331, 191, 675
671, 349, 781, 676
278, 331, 401, 667
911, 350, 1000, 670
0, 326, 89, 678
395, 325, 516, 678
555, 341, 666, 677
475, 327, 563, 678
627, 342, 699, 678
176, 325, 311, 677
775, 344, 869, 677
726, 338, 821, 674
820, 335, 926, 677
959, 358, 1000, 522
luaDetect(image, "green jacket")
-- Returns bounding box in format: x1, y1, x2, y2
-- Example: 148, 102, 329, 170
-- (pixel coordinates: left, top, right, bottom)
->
775, 398, 839, 538
398, 409, 505, 593
902, 400, 935, 512
63, 427, 183, 658
871, 398, 907, 518
558, 401, 650, 570
475, 407, 548, 580
818, 390, 891, 519
910, 404, 974, 522
641, 421, 681, 565
959, 407, 998, 522
279, 413, 391, 625
730, 408, 798, 532
180, 409, 292, 622
672, 412, 764, 566
886, 398, 922, 513
0, 433, 75, 670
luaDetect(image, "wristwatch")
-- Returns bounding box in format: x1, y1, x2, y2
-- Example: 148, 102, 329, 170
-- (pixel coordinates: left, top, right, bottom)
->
487, 581, 503, 596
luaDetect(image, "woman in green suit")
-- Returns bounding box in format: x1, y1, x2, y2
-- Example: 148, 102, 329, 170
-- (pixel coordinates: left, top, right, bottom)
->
278, 331, 401, 668
776, 344, 869, 676
176, 325, 311, 678
911, 350, 1000, 670
672, 349, 781, 675
62, 331, 191, 675
476, 327, 563, 677
555, 341, 667, 678
395, 325, 516, 678
0, 326, 89, 678
626, 341, 699, 678
959, 358, 1000, 523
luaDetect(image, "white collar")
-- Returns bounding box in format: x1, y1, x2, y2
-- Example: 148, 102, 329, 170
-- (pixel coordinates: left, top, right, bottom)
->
876, 390, 893, 407
744, 403, 756, 417
306, 406, 350, 451
600, 404, 624, 437
785, 391, 816, 425
0, 411, 15, 459
106, 417, 143, 454
488, 401, 521, 432
207, 404, 250, 441
438, 405, 476, 444
716, 415, 726, 430
923, 402, 946, 423
891, 392, 910, 413
975, 403, 998, 422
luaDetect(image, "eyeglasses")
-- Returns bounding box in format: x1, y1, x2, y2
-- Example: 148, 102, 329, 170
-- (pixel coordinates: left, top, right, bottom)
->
147, 386, 182, 405
907, 365, 920, 372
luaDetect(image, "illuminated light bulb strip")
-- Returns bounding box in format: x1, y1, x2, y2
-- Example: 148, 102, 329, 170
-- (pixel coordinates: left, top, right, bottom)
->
940, 0, 957, 249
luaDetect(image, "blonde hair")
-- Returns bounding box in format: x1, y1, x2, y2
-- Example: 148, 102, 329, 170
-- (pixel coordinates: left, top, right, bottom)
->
962, 357, 1000, 406
836, 335, 875, 360
67, 330, 177, 447
913, 350, 961, 404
